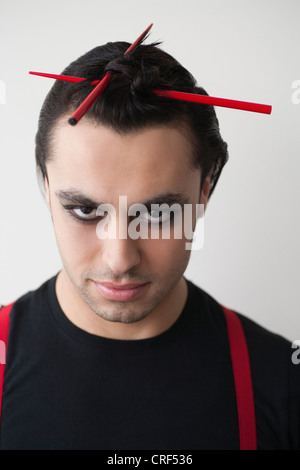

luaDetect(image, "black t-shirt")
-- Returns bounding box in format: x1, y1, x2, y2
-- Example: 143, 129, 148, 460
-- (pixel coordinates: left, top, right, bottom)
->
0, 273, 299, 450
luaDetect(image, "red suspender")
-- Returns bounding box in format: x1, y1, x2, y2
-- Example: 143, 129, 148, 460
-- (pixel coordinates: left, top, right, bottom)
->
222, 305, 257, 450
0, 301, 256, 449
0, 303, 14, 424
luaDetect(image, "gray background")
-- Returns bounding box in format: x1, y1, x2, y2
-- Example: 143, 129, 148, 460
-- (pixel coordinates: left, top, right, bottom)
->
0, 0, 299, 340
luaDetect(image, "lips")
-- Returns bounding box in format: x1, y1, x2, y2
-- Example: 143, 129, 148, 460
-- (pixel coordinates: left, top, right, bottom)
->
99, 282, 146, 290
92, 280, 149, 301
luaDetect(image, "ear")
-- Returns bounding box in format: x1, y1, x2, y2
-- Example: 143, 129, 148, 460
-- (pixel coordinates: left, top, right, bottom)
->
199, 169, 213, 210
44, 176, 51, 208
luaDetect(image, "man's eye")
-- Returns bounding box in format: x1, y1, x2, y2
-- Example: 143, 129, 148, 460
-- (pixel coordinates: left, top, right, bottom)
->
140, 210, 172, 225
70, 206, 98, 221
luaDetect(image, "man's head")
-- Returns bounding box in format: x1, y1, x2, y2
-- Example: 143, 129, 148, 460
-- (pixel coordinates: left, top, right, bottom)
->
36, 41, 228, 197
36, 41, 228, 327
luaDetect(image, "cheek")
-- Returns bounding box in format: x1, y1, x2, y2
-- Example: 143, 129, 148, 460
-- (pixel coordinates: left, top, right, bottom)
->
142, 237, 191, 272
52, 207, 99, 264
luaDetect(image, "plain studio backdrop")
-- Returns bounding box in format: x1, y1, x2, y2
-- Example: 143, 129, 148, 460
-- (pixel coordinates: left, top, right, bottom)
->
0, 0, 299, 341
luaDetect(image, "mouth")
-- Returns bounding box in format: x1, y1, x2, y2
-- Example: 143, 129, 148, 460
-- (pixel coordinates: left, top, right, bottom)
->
92, 280, 150, 301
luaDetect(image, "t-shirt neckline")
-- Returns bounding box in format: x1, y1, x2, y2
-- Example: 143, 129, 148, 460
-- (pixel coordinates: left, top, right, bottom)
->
46, 272, 194, 352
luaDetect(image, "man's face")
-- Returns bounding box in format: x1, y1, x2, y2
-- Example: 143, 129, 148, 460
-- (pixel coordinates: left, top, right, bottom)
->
45, 119, 209, 324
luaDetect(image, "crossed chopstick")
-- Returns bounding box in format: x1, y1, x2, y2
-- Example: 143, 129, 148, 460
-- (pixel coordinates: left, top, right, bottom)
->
29, 24, 272, 126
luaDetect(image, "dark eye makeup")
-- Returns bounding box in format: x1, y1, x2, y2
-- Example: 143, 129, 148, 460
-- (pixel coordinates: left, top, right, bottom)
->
61, 204, 176, 226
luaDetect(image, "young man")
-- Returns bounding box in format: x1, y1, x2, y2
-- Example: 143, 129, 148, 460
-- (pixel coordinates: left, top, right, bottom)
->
0, 37, 299, 450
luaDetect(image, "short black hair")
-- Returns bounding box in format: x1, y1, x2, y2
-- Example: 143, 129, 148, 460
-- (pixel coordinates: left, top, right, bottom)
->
35, 41, 228, 198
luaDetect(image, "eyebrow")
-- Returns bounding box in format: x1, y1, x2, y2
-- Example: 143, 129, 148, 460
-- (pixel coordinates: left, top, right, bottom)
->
55, 189, 190, 208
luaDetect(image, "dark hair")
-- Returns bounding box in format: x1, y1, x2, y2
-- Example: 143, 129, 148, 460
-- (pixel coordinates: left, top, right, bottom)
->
35, 41, 228, 198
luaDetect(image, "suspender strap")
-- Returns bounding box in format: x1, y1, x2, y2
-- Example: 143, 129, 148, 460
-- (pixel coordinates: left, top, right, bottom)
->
222, 305, 257, 450
0, 303, 14, 423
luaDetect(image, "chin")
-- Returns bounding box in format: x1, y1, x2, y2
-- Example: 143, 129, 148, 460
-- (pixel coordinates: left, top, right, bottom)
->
91, 303, 152, 324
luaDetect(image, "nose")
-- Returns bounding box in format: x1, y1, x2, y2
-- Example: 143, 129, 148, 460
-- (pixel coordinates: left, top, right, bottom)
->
101, 236, 141, 276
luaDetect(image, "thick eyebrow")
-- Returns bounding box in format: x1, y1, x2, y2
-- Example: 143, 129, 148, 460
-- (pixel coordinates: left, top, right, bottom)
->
55, 189, 190, 208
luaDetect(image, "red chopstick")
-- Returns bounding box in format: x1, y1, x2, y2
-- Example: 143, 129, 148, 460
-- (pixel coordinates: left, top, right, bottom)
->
30, 70, 272, 115
153, 89, 272, 114
29, 21, 271, 118
29, 71, 100, 86
124, 23, 153, 54
68, 72, 112, 125
68, 23, 153, 125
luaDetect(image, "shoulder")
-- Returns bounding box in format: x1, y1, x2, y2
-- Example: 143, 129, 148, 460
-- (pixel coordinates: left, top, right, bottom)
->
185, 278, 299, 396
1, 274, 58, 327
186, 277, 300, 449
236, 312, 300, 449
185, 276, 292, 351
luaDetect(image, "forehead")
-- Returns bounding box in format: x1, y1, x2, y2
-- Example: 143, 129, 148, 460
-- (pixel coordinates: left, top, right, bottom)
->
48, 119, 199, 199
